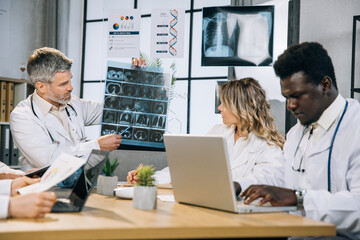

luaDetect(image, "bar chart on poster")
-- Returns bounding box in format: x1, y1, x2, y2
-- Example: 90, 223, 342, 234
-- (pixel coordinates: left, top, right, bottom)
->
101, 62, 171, 150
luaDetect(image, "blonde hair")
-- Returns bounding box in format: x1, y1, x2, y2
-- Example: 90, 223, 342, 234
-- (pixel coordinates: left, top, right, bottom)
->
219, 78, 285, 149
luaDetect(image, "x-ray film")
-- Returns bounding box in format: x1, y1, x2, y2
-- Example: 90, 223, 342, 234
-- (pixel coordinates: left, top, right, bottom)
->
101, 61, 171, 149
202, 6, 274, 66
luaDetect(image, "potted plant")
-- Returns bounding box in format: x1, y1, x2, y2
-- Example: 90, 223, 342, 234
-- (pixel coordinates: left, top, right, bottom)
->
133, 165, 157, 210
97, 157, 119, 196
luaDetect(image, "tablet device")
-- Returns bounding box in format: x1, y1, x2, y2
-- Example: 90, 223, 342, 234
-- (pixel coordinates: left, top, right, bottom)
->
25, 165, 50, 178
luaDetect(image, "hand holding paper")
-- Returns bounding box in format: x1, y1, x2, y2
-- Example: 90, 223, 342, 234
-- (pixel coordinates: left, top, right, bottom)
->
18, 153, 86, 195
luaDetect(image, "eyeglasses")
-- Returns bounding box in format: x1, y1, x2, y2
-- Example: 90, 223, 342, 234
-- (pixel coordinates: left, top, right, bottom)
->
292, 125, 314, 173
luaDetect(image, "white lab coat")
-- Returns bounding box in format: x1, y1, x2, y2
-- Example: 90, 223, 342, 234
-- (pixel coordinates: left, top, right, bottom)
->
207, 124, 284, 191
0, 162, 23, 175
0, 180, 12, 219
284, 99, 360, 236
10, 94, 103, 171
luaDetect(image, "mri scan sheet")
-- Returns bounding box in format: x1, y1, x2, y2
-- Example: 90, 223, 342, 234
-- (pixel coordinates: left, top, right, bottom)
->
101, 61, 171, 149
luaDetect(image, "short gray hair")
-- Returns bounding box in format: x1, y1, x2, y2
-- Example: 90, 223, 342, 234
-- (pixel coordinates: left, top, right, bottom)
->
27, 47, 72, 85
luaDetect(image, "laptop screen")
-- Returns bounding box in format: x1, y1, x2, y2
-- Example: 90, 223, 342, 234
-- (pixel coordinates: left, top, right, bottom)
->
69, 150, 109, 208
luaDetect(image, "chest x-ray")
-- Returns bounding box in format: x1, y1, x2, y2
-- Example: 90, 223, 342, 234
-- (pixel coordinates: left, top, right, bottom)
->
101, 62, 171, 150
202, 6, 274, 66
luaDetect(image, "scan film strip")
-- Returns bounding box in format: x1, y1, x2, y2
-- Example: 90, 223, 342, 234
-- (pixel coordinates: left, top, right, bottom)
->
101, 61, 171, 149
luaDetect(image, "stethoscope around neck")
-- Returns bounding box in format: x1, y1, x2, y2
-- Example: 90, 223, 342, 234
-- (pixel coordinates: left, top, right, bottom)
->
30, 94, 81, 144
292, 100, 348, 192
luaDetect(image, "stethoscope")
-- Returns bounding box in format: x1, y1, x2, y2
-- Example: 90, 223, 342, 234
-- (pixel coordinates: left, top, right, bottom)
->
30, 94, 84, 144
292, 100, 348, 192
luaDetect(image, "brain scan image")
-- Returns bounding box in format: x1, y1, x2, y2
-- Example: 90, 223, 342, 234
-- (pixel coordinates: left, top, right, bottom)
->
101, 125, 118, 135
104, 96, 120, 109
107, 70, 116, 80
142, 72, 154, 85
150, 130, 164, 142
119, 98, 135, 111
154, 87, 167, 100
118, 111, 133, 124
134, 114, 149, 127
151, 115, 166, 128
107, 69, 126, 80
123, 84, 137, 97
138, 86, 153, 99
123, 69, 138, 83
106, 82, 122, 95
137, 71, 146, 83
134, 100, 151, 113
153, 73, 164, 85
152, 102, 166, 114
119, 126, 132, 139
133, 128, 149, 141
102, 110, 117, 124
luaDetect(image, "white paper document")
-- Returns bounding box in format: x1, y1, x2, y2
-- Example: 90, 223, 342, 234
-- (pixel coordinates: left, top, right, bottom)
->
157, 194, 176, 202
18, 153, 86, 195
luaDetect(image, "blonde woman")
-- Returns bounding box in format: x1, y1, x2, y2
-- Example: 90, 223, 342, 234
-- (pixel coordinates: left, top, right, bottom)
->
208, 78, 285, 193
128, 78, 285, 193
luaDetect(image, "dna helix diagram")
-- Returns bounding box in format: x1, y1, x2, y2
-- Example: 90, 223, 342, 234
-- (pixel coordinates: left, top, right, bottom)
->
169, 9, 178, 56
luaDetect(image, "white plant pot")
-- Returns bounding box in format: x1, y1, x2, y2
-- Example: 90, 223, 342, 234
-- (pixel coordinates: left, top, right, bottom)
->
97, 175, 118, 196
133, 186, 157, 210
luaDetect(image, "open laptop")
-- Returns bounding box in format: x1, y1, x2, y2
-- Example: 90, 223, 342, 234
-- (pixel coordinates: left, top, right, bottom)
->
163, 134, 297, 213
51, 149, 109, 213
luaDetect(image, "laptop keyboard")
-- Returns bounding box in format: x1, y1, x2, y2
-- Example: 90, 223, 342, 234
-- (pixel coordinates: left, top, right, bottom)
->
237, 198, 272, 207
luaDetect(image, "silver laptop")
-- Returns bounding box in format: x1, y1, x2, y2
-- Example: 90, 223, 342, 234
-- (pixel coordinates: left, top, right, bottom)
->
163, 134, 297, 213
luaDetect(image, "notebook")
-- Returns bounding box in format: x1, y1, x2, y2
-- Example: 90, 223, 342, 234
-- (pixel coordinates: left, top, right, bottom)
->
163, 134, 297, 213
51, 149, 109, 213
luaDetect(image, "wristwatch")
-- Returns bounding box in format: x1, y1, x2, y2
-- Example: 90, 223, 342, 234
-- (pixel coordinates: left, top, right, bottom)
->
293, 189, 307, 210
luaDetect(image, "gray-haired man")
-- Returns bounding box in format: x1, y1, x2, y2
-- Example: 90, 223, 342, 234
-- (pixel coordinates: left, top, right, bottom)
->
10, 47, 121, 171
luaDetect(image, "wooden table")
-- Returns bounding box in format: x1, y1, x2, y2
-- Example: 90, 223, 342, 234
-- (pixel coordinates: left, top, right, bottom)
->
0, 189, 336, 239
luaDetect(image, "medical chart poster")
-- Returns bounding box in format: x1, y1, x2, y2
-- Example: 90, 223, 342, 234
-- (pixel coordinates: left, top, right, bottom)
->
150, 9, 185, 58
107, 9, 141, 58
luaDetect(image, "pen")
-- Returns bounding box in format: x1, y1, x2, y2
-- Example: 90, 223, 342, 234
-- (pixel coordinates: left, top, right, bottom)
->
120, 126, 131, 136
135, 163, 143, 175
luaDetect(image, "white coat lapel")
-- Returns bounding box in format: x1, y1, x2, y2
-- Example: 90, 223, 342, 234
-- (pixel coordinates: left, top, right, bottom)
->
66, 104, 85, 142
308, 128, 333, 157
284, 124, 306, 158
35, 106, 73, 142
44, 115, 72, 141
230, 133, 256, 170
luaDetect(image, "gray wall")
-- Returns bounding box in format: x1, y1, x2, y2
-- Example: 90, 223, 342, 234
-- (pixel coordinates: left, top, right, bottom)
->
110, 150, 168, 182
299, 0, 360, 99
0, 0, 47, 80
0, 0, 83, 96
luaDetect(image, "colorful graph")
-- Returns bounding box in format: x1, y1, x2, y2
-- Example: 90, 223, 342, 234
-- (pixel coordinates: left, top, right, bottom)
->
42, 168, 59, 182
169, 9, 178, 56
113, 23, 119, 30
